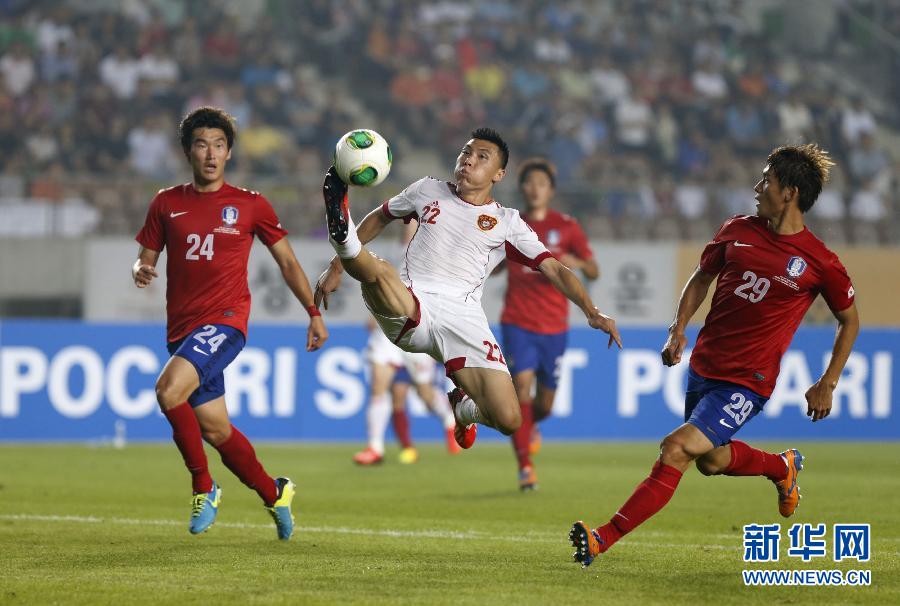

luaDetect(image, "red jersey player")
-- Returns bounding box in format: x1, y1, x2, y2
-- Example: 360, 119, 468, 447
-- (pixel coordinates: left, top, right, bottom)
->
133, 107, 328, 540
570, 143, 859, 567
498, 158, 597, 490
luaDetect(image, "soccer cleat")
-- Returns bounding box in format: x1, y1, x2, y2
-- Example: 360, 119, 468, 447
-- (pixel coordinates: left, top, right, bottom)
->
189, 482, 221, 535
518, 465, 538, 491
323, 166, 350, 243
569, 521, 604, 568
353, 447, 384, 466
398, 447, 419, 464
529, 424, 542, 456
774, 448, 804, 517
266, 477, 296, 540
448, 388, 477, 449
445, 428, 462, 455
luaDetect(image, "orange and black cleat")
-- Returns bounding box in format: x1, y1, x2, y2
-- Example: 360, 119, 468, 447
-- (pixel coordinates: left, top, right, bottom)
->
774, 448, 804, 517
569, 521, 604, 568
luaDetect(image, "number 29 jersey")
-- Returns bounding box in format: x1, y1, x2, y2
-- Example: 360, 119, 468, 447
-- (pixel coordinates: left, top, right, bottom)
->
136, 183, 288, 342
690, 215, 854, 397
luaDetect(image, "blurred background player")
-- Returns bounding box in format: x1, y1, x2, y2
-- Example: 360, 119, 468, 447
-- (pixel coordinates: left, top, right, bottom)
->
316, 127, 621, 455
497, 158, 598, 491
133, 107, 328, 540
570, 143, 859, 567
354, 318, 460, 465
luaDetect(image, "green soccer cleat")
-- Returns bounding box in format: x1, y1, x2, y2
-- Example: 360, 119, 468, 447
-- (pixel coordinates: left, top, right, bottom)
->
189, 482, 221, 535
266, 477, 296, 540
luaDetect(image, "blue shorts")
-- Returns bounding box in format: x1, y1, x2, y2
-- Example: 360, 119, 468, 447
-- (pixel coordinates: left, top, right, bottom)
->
394, 366, 412, 384
166, 324, 245, 408
684, 367, 768, 448
500, 323, 567, 390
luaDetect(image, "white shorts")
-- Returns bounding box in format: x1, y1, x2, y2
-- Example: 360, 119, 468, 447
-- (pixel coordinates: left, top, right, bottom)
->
367, 288, 509, 378
365, 327, 435, 384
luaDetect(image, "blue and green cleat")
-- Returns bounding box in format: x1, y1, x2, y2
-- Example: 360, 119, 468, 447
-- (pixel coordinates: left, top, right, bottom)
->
189, 482, 221, 535
266, 477, 296, 540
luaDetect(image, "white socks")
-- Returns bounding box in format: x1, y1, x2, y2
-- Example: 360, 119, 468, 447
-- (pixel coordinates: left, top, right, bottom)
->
431, 392, 456, 430
455, 397, 482, 426
330, 215, 362, 259
366, 393, 391, 455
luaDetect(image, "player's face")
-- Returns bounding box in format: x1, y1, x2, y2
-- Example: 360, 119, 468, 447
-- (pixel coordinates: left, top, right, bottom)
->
753, 165, 788, 219
521, 170, 554, 211
454, 139, 505, 190
188, 127, 231, 185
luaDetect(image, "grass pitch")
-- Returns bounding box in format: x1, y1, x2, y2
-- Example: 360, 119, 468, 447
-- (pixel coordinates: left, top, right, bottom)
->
0, 442, 897, 605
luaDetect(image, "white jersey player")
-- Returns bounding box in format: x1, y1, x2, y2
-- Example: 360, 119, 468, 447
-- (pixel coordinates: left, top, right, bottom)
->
316, 127, 622, 450
354, 320, 459, 465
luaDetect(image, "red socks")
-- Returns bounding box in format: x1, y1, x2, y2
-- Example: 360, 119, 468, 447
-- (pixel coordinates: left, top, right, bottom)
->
214, 425, 278, 506
163, 402, 213, 494
392, 410, 413, 449
510, 401, 534, 470
596, 460, 683, 551
724, 440, 788, 481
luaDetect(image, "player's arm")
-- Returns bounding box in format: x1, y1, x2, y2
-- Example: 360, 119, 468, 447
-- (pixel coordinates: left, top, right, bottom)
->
267, 238, 329, 351
805, 302, 860, 422
661, 267, 716, 366
132, 246, 160, 288
537, 256, 622, 348
559, 254, 599, 280
315, 205, 395, 309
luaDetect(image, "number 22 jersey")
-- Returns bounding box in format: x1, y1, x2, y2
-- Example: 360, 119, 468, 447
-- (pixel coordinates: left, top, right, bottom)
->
136, 183, 288, 342
690, 215, 855, 397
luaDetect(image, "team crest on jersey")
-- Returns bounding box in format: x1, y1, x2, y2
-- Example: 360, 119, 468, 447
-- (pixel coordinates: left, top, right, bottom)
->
222, 206, 239, 225
477, 214, 498, 231
547, 229, 561, 246
786, 256, 807, 278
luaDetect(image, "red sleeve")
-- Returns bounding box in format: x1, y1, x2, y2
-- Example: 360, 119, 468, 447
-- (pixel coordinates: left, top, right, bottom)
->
505, 242, 553, 270
698, 219, 734, 275
819, 254, 855, 312
135, 193, 165, 251
568, 221, 593, 260
254, 195, 288, 246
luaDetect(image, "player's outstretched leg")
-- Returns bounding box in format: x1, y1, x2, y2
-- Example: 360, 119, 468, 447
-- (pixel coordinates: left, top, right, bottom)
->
449, 367, 522, 450
696, 440, 801, 517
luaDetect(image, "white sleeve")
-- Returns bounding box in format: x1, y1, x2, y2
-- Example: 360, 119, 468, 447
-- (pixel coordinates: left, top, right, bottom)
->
504, 212, 553, 270
381, 178, 425, 223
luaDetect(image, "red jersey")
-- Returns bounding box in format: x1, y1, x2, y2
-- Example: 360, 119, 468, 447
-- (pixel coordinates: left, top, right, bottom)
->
136, 182, 288, 342
500, 209, 594, 334
691, 215, 855, 397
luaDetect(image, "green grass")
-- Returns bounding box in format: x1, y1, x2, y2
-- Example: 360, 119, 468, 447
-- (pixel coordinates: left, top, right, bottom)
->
0, 442, 897, 605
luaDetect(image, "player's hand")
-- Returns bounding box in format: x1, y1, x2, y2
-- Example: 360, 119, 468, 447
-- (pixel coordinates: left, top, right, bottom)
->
805, 378, 835, 422
314, 258, 343, 310
306, 315, 328, 352
132, 262, 158, 288
661, 329, 687, 366
587, 307, 622, 349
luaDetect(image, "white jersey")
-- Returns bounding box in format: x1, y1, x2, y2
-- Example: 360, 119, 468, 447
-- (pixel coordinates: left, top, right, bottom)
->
381, 177, 551, 303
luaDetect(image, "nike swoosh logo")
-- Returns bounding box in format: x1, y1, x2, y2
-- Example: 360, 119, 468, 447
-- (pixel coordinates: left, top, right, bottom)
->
733, 241, 752, 247
192, 345, 209, 356
170, 211, 188, 218
719, 419, 733, 429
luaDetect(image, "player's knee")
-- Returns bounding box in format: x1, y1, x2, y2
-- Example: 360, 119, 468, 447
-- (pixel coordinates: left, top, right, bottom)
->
659, 435, 692, 467
493, 406, 522, 435
155, 377, 183, 410
201, 425, 231, 446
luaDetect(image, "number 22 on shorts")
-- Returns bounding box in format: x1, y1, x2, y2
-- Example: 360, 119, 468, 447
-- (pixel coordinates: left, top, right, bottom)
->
483, 341, 506, 365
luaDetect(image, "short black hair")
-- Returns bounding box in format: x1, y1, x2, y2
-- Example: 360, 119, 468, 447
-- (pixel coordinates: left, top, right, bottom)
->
179, 107, 236, 155
766, 143, 834, 213
518, 157, 556, 188
470, 127, 509, 169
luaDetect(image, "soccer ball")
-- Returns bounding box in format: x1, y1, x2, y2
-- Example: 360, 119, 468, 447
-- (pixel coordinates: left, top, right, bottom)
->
333, 129, 392, 187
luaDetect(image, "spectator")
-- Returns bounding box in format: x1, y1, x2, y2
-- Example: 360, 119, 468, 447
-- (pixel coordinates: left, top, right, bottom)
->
99, 45, 141, 100
0, 42, 35, 97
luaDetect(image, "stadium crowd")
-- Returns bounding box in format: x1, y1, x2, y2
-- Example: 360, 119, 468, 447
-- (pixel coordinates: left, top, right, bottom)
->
0, 0, 897, 242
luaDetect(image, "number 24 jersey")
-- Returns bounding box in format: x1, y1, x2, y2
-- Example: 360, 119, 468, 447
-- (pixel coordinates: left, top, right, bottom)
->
690, 215, 854, 397
136, 183, 287, 342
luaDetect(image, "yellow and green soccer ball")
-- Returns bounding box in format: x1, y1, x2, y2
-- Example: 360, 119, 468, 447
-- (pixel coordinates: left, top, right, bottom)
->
333, 129, 392, 187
